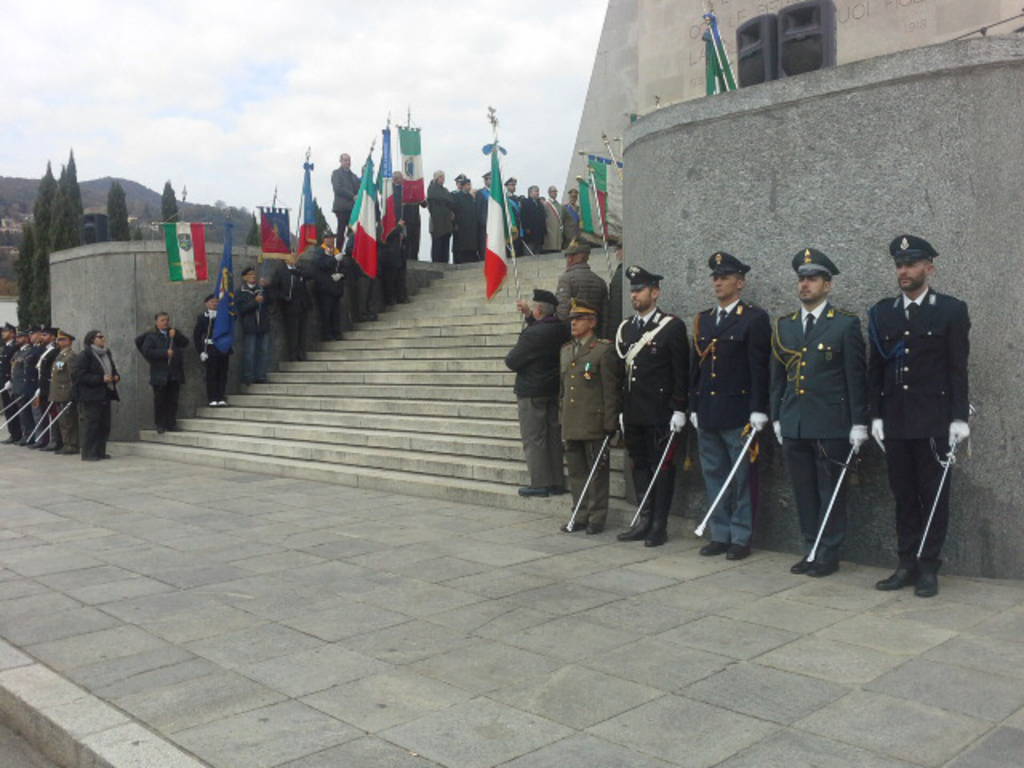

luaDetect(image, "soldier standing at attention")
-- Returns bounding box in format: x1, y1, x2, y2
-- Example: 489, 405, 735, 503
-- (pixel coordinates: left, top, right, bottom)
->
1, 323, 24, 444
690, 252, 771, 560
869, 235, 970, 598
559, 299, 622, 534
615, 266, 690, 547
49, 330, 79, 455
771, 249, 868, 577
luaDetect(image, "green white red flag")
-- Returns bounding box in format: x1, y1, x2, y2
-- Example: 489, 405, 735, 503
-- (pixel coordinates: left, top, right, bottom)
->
398, 127, 424, 203
580, 155, 622, 242
484, 148, 508, 299
348, 155, 379, 278
162, 222, 208, 281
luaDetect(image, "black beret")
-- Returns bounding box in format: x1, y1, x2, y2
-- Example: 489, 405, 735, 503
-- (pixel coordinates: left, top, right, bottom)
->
889, 234, 938, 263
203, 293, 217, 302
791, 248, 839, 277
532, 289, 558, 306
708, 251, 750, 276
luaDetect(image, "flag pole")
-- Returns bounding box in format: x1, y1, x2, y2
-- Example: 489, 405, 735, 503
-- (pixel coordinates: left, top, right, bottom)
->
487, 107, 521, 302
601, 133, 624, 181
578, 157, 614, 283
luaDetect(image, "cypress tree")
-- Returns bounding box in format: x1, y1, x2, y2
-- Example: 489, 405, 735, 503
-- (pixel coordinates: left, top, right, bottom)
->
107, 181, 130, 241
246, 213, 260, 246
16, 224, 35, 327
51, 165, 81, 251
314, 199, 332, 237
131, 225, 145, 241
31, 163, 59, 326
65, 149, 84, 222
161, 181, 179, 222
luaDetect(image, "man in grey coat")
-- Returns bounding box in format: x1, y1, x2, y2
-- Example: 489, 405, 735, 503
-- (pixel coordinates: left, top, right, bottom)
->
426, 171, 455, 264
555, 241, 609, 336
331, 153, 360, 237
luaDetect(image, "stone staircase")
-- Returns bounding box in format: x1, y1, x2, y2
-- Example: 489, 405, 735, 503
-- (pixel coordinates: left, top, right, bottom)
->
113, 254, 628, 515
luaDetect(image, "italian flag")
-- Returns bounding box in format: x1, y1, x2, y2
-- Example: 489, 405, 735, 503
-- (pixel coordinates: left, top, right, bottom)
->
398, 127, 425, 203
163, 223, 208, 281
484, 149, 508, 299
348, 156, 379, 278
580, 155, 623, 240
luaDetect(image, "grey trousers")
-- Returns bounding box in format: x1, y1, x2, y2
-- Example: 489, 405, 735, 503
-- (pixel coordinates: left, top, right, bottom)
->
516, 396, 564, 489
699, 426, 754, 546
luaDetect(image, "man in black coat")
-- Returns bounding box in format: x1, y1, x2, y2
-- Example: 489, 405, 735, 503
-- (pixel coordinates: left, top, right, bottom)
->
614, 266, 690, 547
451, 174, 479, 264
519, 186, 547, 256
236, 267, 273, 384
138, 312, 189, 433
869, 235, 970, 598
1, 323, 25, 444
311, 235, 345, 341
505, 289, 571, 497
331, 153, 360, 236
72, 329, 119, 461
270, 255, 313, 361
475, 171, 492, 262
193, 294, 231, 407
689, 252, 771, 560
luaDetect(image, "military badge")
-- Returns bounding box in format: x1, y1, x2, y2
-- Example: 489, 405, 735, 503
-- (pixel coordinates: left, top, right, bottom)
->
178, 233, 193, 253
900, 236, 910, 250
804, 249, 812, 263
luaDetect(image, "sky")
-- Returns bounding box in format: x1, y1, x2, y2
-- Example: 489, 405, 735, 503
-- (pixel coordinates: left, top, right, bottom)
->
2, 0, 607, 221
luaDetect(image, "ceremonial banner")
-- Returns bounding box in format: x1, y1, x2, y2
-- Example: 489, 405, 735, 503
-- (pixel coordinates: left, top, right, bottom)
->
704, 12, 737, 96
260, 208, 291, 260
399, 127, 424, 203
349, 156, 379, 278
380, 126, 400, 241
212, 222, 235, 354
298, 161, 318, 254
484, 148, 508, 299
580, 155, 623, 244
163, 222, 208, 282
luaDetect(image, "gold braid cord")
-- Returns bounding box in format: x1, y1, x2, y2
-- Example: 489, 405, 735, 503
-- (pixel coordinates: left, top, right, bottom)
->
771, 314, 803, 384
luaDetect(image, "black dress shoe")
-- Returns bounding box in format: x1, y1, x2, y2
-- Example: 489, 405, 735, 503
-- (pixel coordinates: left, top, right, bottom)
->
100, 454, 112, 460
156, 427, 166, 434
807, 561, 839, 578
790, 558, 813, 574
726, 544, 751, 561
617, 523, 650, 542
560, 521, 586, 533
699, 541, 730, 557
2, 436, 16, 444
518, 486, 550, 498
644, 526, 668, 548
585, 523, 604, 535
82, 456, 100, 462
167, 426, 182, 432
547, 486, 569, 496
40, 445, 57, 452
914, 570, 938, 598
876, 567, 918, 591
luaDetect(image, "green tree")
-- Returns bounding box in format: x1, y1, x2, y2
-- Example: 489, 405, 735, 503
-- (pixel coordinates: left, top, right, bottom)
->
65, 149, 84, 222
131, 224, 144, 241
15, 223, 35, 327
161, 181, 179, 222
246, 213, 260, 246
107, 180, 130, 241
314, 199, 331, 237
30, 163, 59, 326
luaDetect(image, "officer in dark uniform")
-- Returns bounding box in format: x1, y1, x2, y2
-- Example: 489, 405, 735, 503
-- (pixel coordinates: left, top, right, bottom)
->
770, 249, 868, 577
270, 254, 313, 361
1, 323, 24, 444
311, 235, 345, 341
615, 266, 690, 547
33, 327, 61, 450
868, 235, 970, 598
690, 252, 771, 559
12, 327, 43, 445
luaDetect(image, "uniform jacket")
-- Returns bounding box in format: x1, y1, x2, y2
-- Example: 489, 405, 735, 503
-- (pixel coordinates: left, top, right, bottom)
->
615, 309, 689, 427
1, 340, 18, 383
770, 304, 868, 440
690, 301, 772, 431
561, 203, 580, 247
236, 282, 271, 335
559, 334, 622, 440
427, 180, 455, 237
451, 190, 478, 252
312, 247, 346, 298
270, 263, 312, 314
138, 328, 189, 386
37, 343, 59, 400
555, 263, 609, 334
867, 289, 970, 439
541, 199, 562, 253
193, 313, 231, 359
49, 347, 77, 403
519, 198, 547, 245
11, 344, 41, 398
505, 316, 571, 398
330, 167, 360, 215
72, 348, 119, 402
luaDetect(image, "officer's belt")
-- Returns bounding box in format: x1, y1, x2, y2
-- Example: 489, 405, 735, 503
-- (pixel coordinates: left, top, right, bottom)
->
619, 316, 673, 391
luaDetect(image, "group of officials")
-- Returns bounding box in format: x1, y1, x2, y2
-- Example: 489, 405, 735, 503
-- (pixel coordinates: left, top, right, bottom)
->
506, 235, 970, 598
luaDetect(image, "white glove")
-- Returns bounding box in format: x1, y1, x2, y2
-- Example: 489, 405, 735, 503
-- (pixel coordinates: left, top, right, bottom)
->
749, 412, 769, 432
1, 381, 10, 394
689, 412, 698, 430
949, 420, 970, 448
773, 421, 783, 446
618, 413, 625, 435
669, 411, 687, 433
32, 388, 40, 401
331, 273, 342, 282
849, 425, 869, 453
199, 352, 209, 363
871, 418, 885, 444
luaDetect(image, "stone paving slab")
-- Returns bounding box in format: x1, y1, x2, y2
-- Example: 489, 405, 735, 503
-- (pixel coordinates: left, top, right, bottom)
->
1, 449, 1024, 767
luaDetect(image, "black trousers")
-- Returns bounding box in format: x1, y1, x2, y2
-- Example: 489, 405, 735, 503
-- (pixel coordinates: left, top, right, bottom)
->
454, 249, 478, 265
2, 390, 22, 441
431, 234, 452, 264
783, 438, 850, 564
381, 262, 408, 306
335, 210, 352, 239
625, 424, 676, 526
885, 437, 951, 566
152, 381, 180, 429
79, 400, 111, 460
283, 310, 307, 361
317, 292, 343, 340
205, 352, 229, 402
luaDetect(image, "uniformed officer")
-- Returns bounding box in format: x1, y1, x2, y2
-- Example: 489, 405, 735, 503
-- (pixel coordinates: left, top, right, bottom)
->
1, 323, 24, 444
49, 330, 79, 455
868, 235, 970, 598
690, 252, 771, 560
615, 266, 690, 547
771, 249, 868, 576
11, 327, 42, 445
33, 327, 60, 450
559, 299, 622, 534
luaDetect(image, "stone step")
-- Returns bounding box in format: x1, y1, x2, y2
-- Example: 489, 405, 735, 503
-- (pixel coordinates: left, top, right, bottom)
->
279, 358, 509, 373
227, 394, 519, 420
263, 370, 516, 387
369, 313, 525, 330
341, 322, 521, 340
306, 347, 503, 361
244, 382, 512, 402
196, 406, 523, 440
320, 334, 519, 350
138, 430, 627, 493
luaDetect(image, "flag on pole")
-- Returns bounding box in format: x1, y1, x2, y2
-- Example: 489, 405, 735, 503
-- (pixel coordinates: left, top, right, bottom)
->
581, 155, 623, 241
704, 12, 737, 96
212, 222, 235, 354
380, 126, 400, 241
297, 161, 318, 254
163, 222, 208, 281
398, 127, 424, 203
260, 208, 291, 259
484, 148, 508, 299
349, 155, 379, 278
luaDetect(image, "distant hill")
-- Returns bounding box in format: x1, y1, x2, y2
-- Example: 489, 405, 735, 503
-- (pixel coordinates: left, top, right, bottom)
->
0, 175, 253, 244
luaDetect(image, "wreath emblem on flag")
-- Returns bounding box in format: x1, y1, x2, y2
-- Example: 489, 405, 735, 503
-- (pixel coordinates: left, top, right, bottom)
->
178, 233, 193, 252
404, 159, 415, 177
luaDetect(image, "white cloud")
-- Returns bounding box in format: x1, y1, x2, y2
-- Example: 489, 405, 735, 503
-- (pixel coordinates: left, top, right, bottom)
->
2, 0, 606, 224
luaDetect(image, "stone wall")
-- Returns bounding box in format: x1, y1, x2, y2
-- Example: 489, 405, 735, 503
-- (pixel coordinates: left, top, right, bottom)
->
622, 37, 1024, 578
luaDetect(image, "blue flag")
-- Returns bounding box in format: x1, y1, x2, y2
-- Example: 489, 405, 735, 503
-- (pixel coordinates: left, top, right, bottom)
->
212, 222, 235, 354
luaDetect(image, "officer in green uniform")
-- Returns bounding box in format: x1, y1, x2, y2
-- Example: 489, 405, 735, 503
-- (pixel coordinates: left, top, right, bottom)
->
49, 330, 79, 455
770, 248, 868, 577
559, 299, 622, 534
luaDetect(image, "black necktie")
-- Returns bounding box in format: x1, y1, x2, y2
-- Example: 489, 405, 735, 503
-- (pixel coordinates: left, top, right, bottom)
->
804, 313, 815, 339
717, 309, 727, 326
907, 302, 919, 322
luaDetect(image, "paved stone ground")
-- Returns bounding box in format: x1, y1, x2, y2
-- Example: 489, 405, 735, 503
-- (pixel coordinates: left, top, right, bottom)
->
1, 448, 1023, 768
